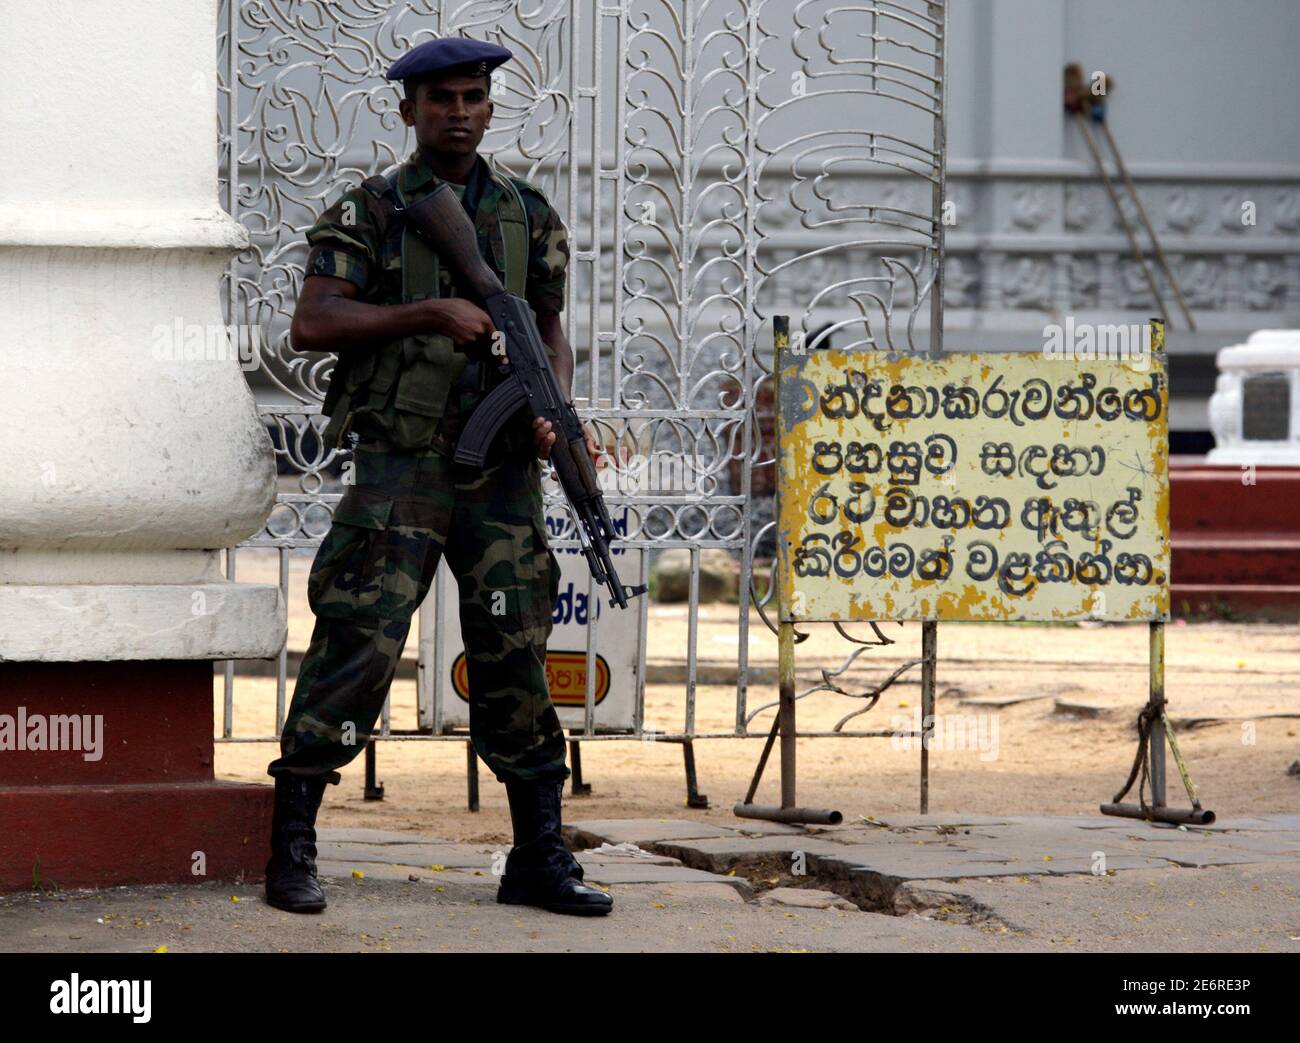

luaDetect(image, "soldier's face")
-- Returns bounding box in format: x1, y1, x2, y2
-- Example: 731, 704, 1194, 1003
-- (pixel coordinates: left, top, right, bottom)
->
401, 74, 493, 156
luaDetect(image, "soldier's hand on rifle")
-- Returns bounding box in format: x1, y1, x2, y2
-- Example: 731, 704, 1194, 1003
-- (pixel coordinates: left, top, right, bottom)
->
532, 417, 601, 464
429, 298, 496, 350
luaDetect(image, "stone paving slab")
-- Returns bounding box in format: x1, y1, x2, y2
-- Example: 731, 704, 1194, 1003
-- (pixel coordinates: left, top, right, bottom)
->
1141, 850, 1292, 869
318, 828, 442, 845
318, 840, 497, 870
649, 882, 749, 905
728, 821, 827, 837
1097, 830, 1300, 858
817, 850, 1164, 881
565, 818, 804, 847
1213, 815, 1300, 830
854, 815, 1020, 826
958, 824, 1300, 866
575, 848, 682, 867
906, 833, 1161, 861
649, 835, 851, 863
316, 827, 751, 895
818, 816, 1300, 863
1093, 826, 1226, 842
894, 863, 1300, 949
982, 855, 1169, 876
759, 888, 858, 911
1208, 836, 1300, 857
571, 816, 1300, 887
565, 820, 745, 846
847, 859, 1070, 881
577, 862, 751, 894
809, 826, 1006, 845
317, 860, 492, 885
852, 811, 1024, 821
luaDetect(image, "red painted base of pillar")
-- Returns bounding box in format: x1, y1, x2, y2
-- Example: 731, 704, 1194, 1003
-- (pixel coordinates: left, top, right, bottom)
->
0, 661, 273, 891
0, 782, 272, 890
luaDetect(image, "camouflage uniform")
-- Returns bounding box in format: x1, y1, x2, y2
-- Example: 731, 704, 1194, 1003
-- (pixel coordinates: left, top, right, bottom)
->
268, 148, 572, 786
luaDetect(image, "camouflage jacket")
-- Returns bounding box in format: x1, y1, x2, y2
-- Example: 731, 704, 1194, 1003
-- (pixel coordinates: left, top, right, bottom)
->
302, 148, 570, 452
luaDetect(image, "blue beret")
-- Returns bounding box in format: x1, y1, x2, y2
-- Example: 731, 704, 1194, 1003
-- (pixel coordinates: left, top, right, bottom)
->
386, 38, 512, 83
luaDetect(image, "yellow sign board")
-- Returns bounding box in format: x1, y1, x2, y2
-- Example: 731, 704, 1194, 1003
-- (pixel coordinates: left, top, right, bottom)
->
776, 348, 1169, 622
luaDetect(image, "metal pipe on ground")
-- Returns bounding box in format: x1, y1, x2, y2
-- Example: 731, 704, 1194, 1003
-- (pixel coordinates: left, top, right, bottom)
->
733, 804, 843, 826
1099, 803, 1216, 826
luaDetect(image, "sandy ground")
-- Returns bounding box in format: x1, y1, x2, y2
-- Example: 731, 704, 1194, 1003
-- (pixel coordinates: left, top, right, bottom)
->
217, 549, 1300, 847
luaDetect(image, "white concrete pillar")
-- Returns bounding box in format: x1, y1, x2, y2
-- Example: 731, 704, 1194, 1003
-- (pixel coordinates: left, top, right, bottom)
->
0, 0, 284, 660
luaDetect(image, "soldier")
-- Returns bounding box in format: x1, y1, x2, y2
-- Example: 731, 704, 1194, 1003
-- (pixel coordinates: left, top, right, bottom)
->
263, 37, 611, 917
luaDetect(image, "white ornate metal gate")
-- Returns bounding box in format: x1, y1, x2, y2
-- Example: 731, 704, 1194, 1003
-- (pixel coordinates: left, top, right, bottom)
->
216, 0, 948, 802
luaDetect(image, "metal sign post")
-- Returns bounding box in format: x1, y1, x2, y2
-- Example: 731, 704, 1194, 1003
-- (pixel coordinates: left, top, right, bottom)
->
735, 319, 844, 826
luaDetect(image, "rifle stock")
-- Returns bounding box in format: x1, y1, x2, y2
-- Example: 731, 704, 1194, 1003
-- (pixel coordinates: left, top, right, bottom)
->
402, 185, 503, 300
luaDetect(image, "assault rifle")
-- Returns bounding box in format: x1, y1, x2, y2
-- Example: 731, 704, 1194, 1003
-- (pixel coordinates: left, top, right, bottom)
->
401, 183, 647, 610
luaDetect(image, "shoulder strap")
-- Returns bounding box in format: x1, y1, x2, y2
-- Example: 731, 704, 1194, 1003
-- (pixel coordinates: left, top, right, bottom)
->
357, 171, 404, 256
493, 172, 530, 297
360, 171, 404, 215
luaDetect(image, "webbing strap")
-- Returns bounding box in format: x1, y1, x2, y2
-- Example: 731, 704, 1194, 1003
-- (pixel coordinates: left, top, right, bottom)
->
495, 172, 530, 297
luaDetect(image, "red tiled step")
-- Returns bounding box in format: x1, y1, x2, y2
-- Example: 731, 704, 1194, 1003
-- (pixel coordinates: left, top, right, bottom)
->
1171, 535, 1300, 585
1170, 465, 1300, 533
1171, 583, 1300, 622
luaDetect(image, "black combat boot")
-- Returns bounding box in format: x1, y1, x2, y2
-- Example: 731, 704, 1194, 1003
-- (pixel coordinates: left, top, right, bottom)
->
264, 774, 329, 913
497, 778, 613, 916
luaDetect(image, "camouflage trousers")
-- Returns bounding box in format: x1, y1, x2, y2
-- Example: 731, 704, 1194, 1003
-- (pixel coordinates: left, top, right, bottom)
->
267, 442, 567, 786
